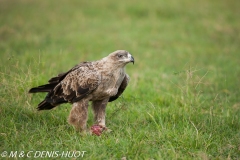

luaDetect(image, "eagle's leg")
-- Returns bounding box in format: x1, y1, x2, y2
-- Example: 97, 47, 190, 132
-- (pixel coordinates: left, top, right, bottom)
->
92, 99, 108, 128
68, 99, 89, 132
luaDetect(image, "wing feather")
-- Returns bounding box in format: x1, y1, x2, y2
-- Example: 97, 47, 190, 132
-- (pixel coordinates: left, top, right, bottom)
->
50, 64, 101, 103
109, 74, 130, 102
36, 62, 101, 110
47, 63, 87, 84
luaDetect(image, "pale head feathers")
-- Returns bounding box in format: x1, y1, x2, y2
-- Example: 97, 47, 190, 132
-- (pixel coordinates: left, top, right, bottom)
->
101, 50, 134, 68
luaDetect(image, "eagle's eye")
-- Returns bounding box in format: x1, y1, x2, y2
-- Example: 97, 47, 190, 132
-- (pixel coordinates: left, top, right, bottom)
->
118, 54, 123, 58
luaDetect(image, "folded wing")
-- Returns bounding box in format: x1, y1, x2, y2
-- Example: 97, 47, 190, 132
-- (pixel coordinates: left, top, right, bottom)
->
29, 63, 101, 110
109, 74, 130, 102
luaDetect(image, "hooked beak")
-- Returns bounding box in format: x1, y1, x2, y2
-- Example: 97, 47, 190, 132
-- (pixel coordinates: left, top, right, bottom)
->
128, 53, 134, 64
130, 56, 134, 64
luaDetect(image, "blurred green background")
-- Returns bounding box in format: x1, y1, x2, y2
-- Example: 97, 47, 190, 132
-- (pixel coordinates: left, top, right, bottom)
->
0, 0, 240, 159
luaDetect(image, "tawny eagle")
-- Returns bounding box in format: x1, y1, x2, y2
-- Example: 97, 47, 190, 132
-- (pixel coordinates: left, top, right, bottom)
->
29, 50, 134, 132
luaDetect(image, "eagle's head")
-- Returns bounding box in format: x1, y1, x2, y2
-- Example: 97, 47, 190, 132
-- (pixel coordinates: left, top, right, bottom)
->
106, 50, 134, 67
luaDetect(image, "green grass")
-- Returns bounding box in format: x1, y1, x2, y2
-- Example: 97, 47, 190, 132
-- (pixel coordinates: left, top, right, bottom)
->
1, 0, 240, 159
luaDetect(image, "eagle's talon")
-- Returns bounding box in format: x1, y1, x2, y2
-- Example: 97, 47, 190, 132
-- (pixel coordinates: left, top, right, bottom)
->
99, 125, 112, 133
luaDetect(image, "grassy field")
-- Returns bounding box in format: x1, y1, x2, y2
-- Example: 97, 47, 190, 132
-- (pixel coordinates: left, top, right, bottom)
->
1, 0, 240, 159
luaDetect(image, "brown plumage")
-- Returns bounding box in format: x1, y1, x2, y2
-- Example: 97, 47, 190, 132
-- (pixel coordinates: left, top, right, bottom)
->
29, 50, 134, 132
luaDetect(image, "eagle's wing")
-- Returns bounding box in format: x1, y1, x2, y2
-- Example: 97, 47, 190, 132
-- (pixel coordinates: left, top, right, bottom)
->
49, 64, 101, 103
47, 64, 82, 84
36, 63, 101, 110
29, 63, 88, 93
109, 74, 130, 102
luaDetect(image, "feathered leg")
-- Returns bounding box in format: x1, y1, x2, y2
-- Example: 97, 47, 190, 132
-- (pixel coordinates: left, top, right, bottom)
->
68, 99, 89, 132
92, 99, 108, 127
